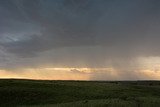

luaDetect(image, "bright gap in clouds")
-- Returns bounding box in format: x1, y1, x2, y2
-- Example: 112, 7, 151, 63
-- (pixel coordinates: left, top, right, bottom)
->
0, 68, 114, 80
1, 57, 160, 80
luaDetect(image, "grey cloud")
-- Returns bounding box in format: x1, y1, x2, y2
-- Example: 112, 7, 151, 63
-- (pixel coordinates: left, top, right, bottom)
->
1, 0, 160, 79
70, 69, 86, 74
1, 0, 160, 58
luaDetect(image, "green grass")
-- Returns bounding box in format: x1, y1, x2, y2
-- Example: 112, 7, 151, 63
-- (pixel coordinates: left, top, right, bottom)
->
0, 79, 160, 107
21, 98, 160, 107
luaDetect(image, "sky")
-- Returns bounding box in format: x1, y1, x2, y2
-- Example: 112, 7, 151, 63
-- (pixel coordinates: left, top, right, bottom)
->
0, 0, 160, 80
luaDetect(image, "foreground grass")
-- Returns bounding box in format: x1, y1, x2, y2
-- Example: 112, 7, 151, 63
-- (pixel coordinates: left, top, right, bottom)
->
21, 98, 160, 107
0, 79, 160, 107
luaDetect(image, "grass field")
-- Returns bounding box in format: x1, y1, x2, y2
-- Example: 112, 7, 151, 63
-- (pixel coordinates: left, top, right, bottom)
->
0, 79, 160, 107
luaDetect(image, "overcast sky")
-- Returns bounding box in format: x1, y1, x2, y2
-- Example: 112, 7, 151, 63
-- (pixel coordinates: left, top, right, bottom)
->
0, 0, 160, 80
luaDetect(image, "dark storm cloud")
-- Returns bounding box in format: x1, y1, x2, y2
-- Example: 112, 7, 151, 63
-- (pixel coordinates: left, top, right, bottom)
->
1, 0, 160, 74
1, 0, 160, 57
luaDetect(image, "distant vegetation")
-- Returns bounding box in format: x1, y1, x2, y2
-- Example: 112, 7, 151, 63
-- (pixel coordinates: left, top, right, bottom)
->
0, 79, 160, 107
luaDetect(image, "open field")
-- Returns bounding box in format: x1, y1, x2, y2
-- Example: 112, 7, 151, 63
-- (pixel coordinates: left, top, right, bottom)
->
0, 79, 160, 107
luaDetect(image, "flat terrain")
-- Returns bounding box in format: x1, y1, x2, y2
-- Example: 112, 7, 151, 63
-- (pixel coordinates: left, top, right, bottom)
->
0, 79, 160, 107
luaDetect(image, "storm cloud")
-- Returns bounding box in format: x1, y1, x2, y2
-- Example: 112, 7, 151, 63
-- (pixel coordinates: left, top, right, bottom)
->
0, 0, 160, 80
